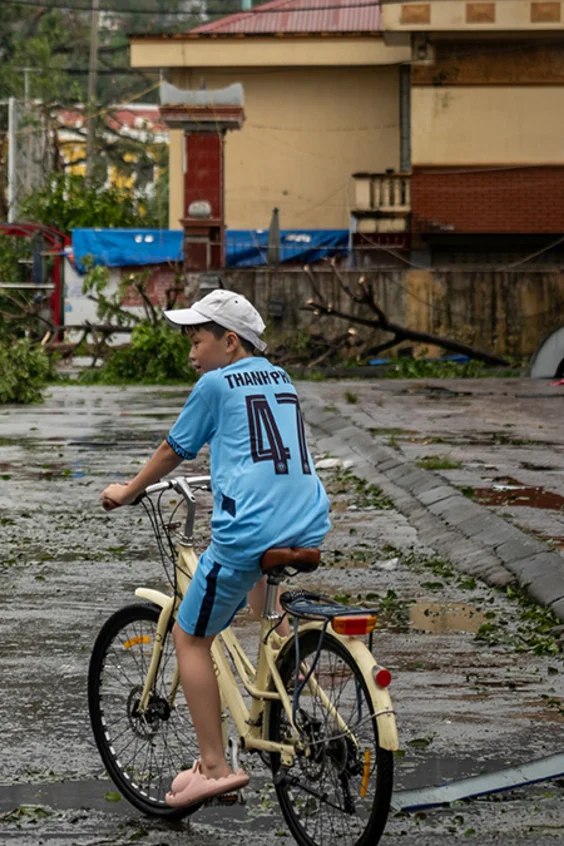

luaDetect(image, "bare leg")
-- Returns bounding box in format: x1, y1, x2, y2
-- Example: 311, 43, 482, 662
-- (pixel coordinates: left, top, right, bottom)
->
173, 623, 231, 780
247, 575, 290, 638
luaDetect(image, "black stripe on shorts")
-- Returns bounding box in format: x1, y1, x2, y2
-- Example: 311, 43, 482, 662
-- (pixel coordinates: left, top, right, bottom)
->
194, 561, 222, 638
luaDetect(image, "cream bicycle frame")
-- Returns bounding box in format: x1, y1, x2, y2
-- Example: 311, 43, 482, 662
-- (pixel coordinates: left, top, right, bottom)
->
132, 477, 398, 766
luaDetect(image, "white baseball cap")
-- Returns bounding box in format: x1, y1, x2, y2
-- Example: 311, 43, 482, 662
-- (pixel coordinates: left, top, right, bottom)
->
164, 289, 267, 352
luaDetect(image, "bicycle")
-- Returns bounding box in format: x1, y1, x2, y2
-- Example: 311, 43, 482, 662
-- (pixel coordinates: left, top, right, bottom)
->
88, 475, 398, 846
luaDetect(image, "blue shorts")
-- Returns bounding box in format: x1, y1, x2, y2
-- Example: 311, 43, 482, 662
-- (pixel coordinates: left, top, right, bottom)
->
177, 550, 263, 638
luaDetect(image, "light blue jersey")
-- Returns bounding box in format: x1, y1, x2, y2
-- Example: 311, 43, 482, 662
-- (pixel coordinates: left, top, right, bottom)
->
167, 357, 331, 571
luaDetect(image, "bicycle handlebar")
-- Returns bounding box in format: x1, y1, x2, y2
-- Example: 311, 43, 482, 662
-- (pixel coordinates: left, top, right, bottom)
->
135, 475, 211, 543
140, 475, 211, 501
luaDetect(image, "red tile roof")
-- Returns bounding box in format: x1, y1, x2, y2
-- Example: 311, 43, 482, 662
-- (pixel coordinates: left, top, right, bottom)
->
189, 0, 381, 35
58, 105, 168, 134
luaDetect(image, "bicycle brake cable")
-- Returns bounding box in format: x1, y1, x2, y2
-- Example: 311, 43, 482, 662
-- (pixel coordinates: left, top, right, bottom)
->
263, 611, 289, 645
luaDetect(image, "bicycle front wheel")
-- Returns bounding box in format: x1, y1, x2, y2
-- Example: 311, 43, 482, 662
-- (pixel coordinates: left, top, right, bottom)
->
88, 603, 199, 819
268, 629, 393, 846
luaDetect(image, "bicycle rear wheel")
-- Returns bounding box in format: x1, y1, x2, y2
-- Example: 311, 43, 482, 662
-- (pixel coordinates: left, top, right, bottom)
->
88, 603, 199, 819
268, 629, 393, 846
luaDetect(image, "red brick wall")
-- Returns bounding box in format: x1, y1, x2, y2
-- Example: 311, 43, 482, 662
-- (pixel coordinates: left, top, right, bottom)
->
120, 266, 183, 308
184, 133, 223, 220
411, 167, 564, 234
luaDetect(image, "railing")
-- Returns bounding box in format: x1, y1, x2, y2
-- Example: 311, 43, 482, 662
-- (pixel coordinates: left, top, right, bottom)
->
352, 173, 411, 215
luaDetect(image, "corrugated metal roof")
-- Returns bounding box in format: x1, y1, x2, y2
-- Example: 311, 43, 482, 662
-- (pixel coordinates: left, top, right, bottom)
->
189, 0, 381, 35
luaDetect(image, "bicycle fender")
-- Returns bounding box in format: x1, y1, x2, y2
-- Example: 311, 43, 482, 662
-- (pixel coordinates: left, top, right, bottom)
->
134, 588, 175, 617
298, 622, 399, 752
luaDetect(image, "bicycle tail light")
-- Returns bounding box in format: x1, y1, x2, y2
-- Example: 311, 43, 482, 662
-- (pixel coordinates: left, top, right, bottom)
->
123, 635, 151, 650
372, 665, 392, 688
331, 615, 377, 636
360, 750, 371, 799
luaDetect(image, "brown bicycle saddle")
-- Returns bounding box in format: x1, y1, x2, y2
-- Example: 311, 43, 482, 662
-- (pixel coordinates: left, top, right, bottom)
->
260, 547, 321, 574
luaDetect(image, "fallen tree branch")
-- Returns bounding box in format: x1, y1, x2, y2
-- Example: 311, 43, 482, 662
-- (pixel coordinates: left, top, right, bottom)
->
301, 267, 510, 367
307, 331, 354, 369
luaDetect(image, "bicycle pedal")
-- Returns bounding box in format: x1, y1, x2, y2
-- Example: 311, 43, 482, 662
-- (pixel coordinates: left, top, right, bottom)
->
206, 791, 245, 807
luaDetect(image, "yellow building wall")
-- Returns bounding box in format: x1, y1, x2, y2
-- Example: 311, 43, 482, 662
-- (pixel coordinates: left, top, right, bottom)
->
132, 37, 410, 69
169, 66, 401, 230
169, 129, 185, 230
412, 85, 564, 165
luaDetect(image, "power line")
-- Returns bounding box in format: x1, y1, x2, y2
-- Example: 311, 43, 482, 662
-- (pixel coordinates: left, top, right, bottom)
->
6, 0, 538, 17
1, 0, 382, 15
5, 0, 564, 65
498, 234, 564, 271
5, 0, 558, 12
0, 80, 161, 138
60, 67, 158, 74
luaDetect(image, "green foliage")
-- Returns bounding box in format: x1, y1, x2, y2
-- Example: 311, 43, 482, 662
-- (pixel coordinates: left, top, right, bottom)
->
327, 469, 394, 510
142, 151, 170, 230
0, 3, 187, 217
77, 263, 191, 385
474, 584, 562, 656
81, 262, 139, 328
0, 236, 35, 333
80, 321, 195, 385
0, 2, 199, 106
416, 455, 463, 470
0, 234, 30, 287
0, 5, 86, 105
19, 174, 143, 234
383, 356, 486, 379
0, 338, 51, 404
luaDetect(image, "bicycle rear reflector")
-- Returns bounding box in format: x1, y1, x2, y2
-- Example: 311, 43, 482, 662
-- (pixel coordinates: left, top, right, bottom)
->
360, 750, 371, 799
372, 665, 392, 688
331, 615, 377, 636
123, 635, 152, 650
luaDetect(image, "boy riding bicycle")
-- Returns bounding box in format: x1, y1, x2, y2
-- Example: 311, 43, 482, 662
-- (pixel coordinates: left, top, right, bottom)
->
100, 289, 331, 808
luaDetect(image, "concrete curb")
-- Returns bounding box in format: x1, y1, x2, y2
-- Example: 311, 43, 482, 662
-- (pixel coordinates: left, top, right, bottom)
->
300, 388, 564, 620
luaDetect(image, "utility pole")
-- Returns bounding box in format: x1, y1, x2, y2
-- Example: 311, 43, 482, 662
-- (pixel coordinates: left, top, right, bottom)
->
8, 96, 17, 222
24, 68, 32, 193
86, 0, 100, 181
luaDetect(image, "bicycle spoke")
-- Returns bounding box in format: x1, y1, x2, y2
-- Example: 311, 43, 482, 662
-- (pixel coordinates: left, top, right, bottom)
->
269, 630, 392, 846
90, 606, 199, 811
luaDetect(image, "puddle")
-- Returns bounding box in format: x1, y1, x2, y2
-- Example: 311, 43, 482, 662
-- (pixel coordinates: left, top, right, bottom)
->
370, 427, 418, 437
396, 752, 511, 792
0, 775, 282, 831
119, 412, 177, 419
472, 482, 564, 511
0, 462, 74, 481
520, 462, 558, 472
410, 601, 486, 634
68, 440, 121, 449
442, 432, 547, 447
399, 386, 473, 399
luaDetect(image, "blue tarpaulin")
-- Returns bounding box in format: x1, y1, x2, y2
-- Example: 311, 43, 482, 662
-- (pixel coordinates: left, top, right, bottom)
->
226, 229, 349, 267
72, 228, 349, 274
72, 229, 183, 274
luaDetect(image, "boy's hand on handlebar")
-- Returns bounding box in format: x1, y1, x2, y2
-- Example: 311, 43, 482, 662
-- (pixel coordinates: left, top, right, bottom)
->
100, 483, 138, 511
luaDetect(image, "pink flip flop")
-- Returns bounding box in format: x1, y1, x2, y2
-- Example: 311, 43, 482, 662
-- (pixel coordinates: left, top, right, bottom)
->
171, 760, 200, 794
165, 760, 250, 808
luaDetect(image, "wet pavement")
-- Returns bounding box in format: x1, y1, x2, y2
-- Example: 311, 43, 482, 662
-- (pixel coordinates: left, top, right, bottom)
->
1, 382, 564, 845
303, 378, 564, 559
